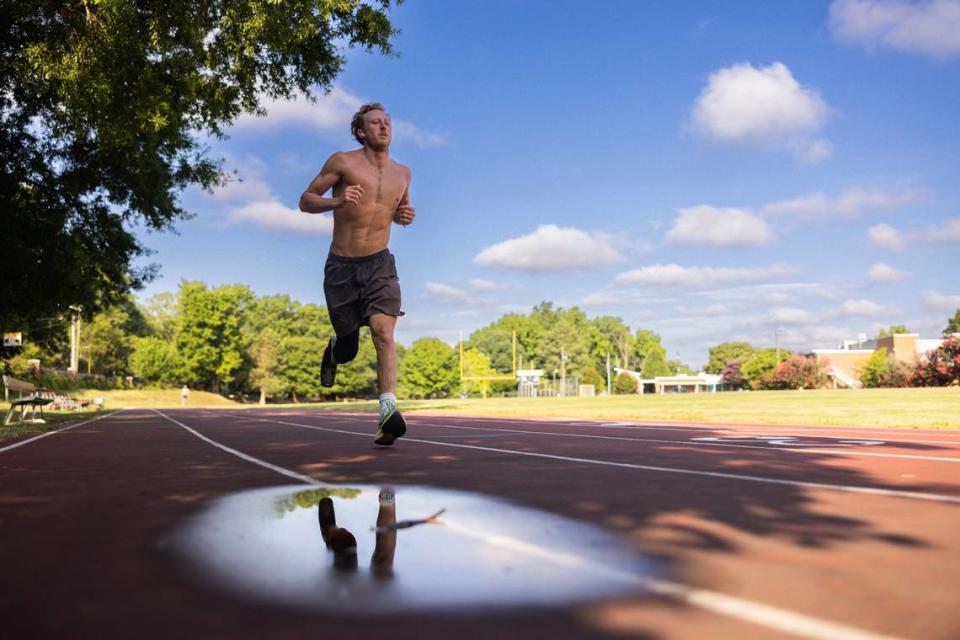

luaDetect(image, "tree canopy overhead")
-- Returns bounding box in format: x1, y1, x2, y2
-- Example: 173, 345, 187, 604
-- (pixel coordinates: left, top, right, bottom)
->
2, 0, 400, 334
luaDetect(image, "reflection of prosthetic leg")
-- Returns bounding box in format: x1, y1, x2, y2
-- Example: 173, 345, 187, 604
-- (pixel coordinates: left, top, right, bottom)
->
371, 488, 397, 578
318, 497, 358, 571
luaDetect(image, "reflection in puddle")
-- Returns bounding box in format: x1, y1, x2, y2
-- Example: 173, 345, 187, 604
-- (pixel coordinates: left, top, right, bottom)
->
167, 485, 653, 614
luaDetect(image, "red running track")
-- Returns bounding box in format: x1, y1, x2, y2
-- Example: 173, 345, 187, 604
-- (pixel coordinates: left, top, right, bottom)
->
1, 408, 959, 639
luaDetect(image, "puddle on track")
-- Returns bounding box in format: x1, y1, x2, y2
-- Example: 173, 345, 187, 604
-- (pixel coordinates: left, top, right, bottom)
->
165, 484, 654, 614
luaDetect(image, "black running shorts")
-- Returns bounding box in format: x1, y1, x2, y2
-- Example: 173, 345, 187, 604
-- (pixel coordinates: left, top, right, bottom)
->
323, 249, 403, 337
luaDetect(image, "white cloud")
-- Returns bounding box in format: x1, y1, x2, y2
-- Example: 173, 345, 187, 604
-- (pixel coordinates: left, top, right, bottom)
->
704, 303, 732, 315
769, 306, 818, 324
868, 262, 909, 282
474, 224, 624, 272
920, 217, 960, 242
924, 290, 960, 311
690, 61, 831, 160
835, 298, 893, 317
232, 86, 444, 147
581, 292, 620, 306
666, 205, 774, 246
227, 200, 333, 235
614, 263, 793, 288
763, 187, 922, 219
796, 139, 834, 164
867, 223, 906, 250
425, 282, 478, 305
469, 278, 509, 291
211, 154, 273, 202
829, 0, 960, 59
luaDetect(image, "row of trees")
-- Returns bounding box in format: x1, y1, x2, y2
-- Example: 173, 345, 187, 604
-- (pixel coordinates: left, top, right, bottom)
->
10, 285, 958, 399
7, 285, 693, 401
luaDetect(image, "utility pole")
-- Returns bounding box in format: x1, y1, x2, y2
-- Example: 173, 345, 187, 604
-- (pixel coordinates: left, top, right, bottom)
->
69, 306, 81, 376
776, 327, 783, 363
560, 346, 567, 397
459, 330, 464, 394
606, 352, 611, 396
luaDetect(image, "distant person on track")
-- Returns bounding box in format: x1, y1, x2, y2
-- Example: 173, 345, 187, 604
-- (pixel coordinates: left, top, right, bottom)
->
299, 102, 415, 446
180, 385, 190, 407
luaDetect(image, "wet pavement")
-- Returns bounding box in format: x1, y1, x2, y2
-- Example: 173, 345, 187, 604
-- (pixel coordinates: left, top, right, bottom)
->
165, 484, 654, 614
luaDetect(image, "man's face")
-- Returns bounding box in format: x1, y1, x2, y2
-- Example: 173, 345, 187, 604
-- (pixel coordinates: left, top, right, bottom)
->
360, 109, 391, 149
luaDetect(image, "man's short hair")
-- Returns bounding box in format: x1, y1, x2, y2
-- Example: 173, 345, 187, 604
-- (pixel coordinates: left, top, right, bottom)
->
351, 102, 386, 144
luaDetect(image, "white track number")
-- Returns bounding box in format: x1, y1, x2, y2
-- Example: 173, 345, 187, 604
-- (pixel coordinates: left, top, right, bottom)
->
691, 436, 885, 448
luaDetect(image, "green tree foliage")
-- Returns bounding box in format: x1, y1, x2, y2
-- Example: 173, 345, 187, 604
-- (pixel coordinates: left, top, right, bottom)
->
175, 282, 253, 392
249, 329, 285, 404
668, 359, 694, 375
741, 348, 791, 389
859, 349, 891, 388
878, 325, 910, 338
632, 329, 668, 373
83, 299, 150, 375
613, 372, 638, 394
399, 338, 458, 399
1, 0, 400, 330
461, 348, 497, 398
580, 367, 604, 390
278, 335, 325, 402
640, 348, 671, 378
944, 309, 960, 337
130, 336, 180, 384
141, 292, 179, 341
705, 342, 755, 374
589, 316, 634, 371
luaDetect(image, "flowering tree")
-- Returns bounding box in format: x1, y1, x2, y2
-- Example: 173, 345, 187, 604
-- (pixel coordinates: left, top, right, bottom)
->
720, 359, 745, 389
765, 355, 823, 390
910, 338, 960, 387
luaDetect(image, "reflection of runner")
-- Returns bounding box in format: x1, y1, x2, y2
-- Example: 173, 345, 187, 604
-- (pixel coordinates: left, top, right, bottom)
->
371, 489, 397, 578
299, 103, 414, 447
317, 489, 397, 576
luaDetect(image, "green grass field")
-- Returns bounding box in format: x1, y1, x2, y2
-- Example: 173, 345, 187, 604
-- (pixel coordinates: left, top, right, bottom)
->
393, 387, 960, 430
2, 387, 957, 445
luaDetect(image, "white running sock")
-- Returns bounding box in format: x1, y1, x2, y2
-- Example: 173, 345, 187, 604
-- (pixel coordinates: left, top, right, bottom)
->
379, 393, 397, 421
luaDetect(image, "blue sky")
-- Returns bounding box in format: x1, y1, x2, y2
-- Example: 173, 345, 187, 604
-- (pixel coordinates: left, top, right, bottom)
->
136, 0, 960, 368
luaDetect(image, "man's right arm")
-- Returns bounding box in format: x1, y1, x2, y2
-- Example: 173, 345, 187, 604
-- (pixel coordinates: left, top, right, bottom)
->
299, 153, 362, 213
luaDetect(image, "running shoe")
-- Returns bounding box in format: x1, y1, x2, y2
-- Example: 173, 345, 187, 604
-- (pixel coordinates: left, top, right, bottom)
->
374, 409, 406, 446
320, 337, 337, 387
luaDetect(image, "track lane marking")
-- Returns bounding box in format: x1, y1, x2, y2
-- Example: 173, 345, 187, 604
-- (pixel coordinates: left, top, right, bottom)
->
182, 409, 960, 444
155, 410, 906, 640
152, 409, 319, 485
230, 413, 960, 505
399, 420, 960, 463
431, 415, 960, 446
0, 410, 123, 454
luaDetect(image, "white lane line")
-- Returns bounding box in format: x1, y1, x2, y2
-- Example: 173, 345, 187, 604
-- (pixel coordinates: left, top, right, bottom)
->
151, 409, 320, 485
424, 415, 960, 446
400, 420, 960, 463
444, 522, 903, 640
239, 414, 960, 505
158, 411, 905, 640
0, 411, 123, 454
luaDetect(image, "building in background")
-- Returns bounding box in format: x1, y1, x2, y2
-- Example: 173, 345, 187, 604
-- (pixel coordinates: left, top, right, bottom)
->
813, 333, 958, 388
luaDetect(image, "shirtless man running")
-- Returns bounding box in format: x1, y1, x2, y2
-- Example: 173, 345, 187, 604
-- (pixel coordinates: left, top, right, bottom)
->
299, 103, 415, 445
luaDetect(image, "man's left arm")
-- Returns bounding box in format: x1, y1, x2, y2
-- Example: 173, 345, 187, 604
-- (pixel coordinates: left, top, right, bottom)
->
393, 168, 415, 226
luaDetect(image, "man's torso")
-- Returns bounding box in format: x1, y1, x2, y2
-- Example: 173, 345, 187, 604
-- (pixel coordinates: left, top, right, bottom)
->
330, 151, 408, 257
